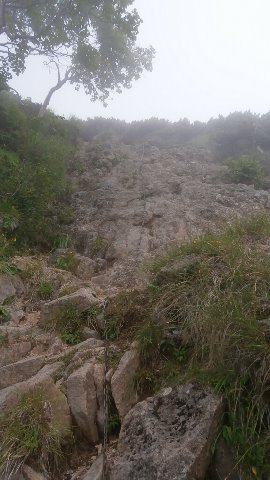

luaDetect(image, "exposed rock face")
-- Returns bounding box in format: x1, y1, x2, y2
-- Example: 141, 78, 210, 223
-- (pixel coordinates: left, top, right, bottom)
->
66, 361, 99, 443
111, 344, 139, 419
71, 143, 270, 292
0, 341, 32, 367
20, 465, 48, 480
110, 384, 223, 480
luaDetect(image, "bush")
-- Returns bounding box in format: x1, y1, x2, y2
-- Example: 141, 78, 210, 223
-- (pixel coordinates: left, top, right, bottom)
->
0, 390, 70, 477
224, 155, 264, 187
0, 94, 76, 255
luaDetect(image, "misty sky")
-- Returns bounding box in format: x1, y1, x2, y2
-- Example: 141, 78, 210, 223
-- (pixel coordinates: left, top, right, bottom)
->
10, 0, 270, 122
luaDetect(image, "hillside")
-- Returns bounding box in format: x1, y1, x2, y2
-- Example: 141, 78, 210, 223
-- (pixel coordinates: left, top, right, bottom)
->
2, 98, 270, 479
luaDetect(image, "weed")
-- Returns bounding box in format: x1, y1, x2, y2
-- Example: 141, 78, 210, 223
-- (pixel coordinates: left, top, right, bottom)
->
0, 333, 8, 347
41, 304, 102, 346
0, 305, 10, 318
0, 261, 20, 275
135, 320, 164, 365
133, 369, 157, 396
62, 331, 81, 346
37, 280, 54, 300
0, 390, 70, 478
53, 234, 72, 250
53, 251, 78, 272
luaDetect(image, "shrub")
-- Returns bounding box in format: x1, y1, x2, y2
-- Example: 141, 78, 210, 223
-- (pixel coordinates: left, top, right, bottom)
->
224, 155, 264, 187
0, 390, 70, 478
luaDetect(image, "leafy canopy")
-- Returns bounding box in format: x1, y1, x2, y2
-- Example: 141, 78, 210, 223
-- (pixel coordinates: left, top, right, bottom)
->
0, 0, 154, 107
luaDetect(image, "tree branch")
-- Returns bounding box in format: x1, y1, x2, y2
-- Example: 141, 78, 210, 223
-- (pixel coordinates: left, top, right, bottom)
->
38, 67, 71, 116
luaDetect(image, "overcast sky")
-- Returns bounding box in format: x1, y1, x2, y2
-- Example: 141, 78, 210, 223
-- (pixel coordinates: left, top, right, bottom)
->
10, 0, 270, 122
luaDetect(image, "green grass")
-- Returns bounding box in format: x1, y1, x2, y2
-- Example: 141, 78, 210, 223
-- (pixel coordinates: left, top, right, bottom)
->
37, 280, 54, 300
41, 304, 102, 345
0, 390, 70, 478
134, 213, 270, 477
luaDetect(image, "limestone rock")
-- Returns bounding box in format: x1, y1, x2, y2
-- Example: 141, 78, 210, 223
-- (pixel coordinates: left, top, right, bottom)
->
0, 341, 32, 367
111, 345, 139, 419
39, 288, 99, 327
82, 456, 103, 480
0, 355, 45, 389
110, 384, 223, 480
66, 361, 99, 442
81, 327, 101, 341
74, 255, 97, 280
0, 274, 25, 304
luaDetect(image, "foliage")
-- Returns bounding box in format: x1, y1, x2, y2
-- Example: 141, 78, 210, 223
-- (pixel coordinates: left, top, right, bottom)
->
53, 251, 78, 272
224, 155, 264, 187
105, 290, 148, 341
0, 1, 154, 110
0, 94, 76, 256
141, 213, 270, 477
37, 280, 54, 301
135, 320, 164, 365
0, 390, 70, 478
41, 304, 101, 345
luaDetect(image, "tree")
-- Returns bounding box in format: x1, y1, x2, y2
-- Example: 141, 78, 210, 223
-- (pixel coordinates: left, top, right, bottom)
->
0, 0, 154, 111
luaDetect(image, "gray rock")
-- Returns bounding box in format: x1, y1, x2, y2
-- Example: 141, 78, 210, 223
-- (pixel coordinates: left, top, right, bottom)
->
93, 363, 104, 434
110, 384, 223, 480
111, 345, 139, 419
82, 456, 103, 480
0, 274, 25, 304
66, 361, 99, 442
0, 355, 45, 389
0, 341, 32, 367
81, 327, 101, 341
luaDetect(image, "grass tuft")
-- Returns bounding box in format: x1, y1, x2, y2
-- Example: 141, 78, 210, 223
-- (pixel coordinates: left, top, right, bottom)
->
0, 390, 70, 478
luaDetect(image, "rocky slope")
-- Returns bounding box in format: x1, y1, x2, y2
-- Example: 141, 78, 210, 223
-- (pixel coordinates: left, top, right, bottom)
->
71, 142, 270, 292
1, 141, 269, 479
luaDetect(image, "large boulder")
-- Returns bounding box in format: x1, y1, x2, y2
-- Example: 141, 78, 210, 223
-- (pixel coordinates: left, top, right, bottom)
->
66, 361, 99, 443
111, 344, 139, 419
110, 384, 223, 480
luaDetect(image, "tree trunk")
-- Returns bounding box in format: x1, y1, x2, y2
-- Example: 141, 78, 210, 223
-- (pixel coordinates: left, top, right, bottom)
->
38, 68, 70, 117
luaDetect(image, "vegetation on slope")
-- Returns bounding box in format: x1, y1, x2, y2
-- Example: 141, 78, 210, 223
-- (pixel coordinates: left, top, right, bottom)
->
0, 93, 77, 260
106, 214, 270, 478
0, 390, 71, 478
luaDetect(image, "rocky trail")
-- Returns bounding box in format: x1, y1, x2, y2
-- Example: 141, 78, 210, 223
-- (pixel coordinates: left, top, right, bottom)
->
1, 141, 269, 479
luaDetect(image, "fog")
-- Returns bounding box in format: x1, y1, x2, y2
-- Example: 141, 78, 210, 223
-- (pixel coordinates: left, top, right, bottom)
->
10, 0, 270, 121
